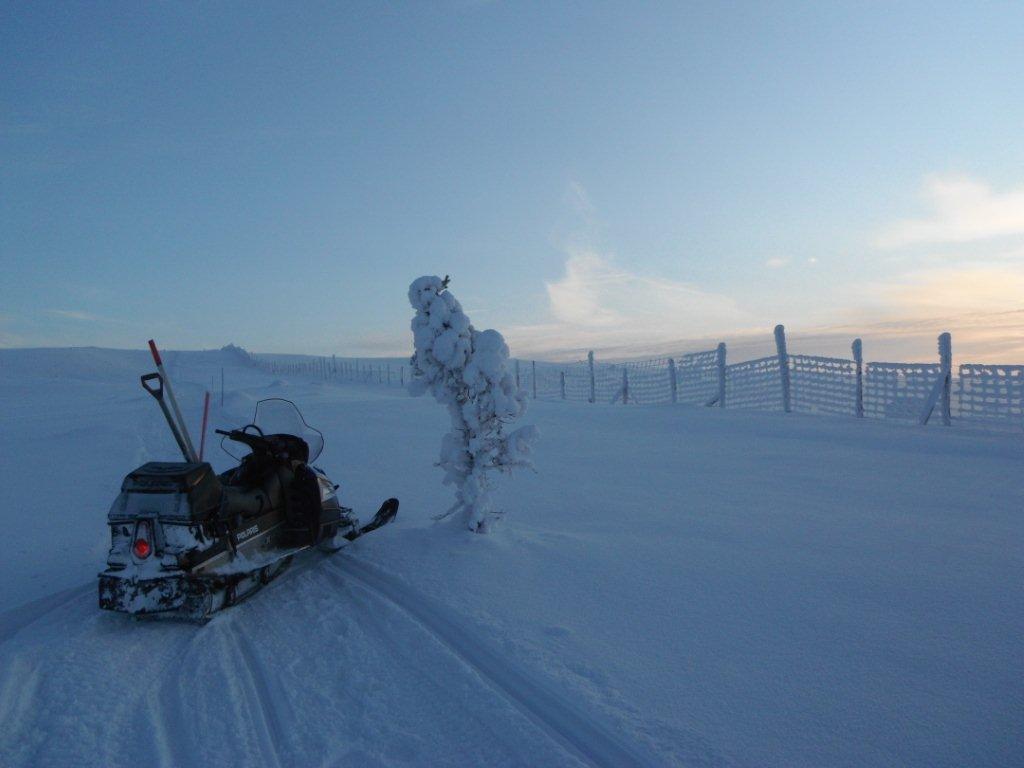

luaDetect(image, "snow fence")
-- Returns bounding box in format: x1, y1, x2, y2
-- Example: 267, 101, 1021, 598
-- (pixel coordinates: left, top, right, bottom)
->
251, 328, 1024, 432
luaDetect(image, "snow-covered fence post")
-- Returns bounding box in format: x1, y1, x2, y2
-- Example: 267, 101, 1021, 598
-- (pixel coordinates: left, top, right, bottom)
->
622, 367, 629, 404
407, 276, 538, 533
560, 371, 566, 400
515, 359, 521, 391
715, 342, 727, 407
668, 357, 678, 404
400, 366, 405, 386
588, 351, 596, 403
775, 324, 791, 413
919, 332, 953, 426
531, 361, 537, 400
852, 338, 864, 418
940, 332, 952, 426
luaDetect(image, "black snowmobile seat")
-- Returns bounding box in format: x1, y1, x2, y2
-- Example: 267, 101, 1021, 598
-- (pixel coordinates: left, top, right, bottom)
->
123, 462, 224, 521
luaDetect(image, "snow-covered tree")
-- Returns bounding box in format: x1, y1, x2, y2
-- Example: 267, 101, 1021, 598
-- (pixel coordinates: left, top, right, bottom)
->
408, 275, 538, 532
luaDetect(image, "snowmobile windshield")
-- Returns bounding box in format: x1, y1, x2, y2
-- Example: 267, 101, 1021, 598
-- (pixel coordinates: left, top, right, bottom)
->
219, 399, 325, 463
253, 398, 325, 462
251, 397, 323, 462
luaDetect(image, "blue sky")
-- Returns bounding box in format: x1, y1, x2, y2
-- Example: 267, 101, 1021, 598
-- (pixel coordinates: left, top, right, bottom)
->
3, 1, 1024, 361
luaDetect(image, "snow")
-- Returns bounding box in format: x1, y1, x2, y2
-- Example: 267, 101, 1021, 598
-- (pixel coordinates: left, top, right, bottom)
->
1, 347, 1022, 767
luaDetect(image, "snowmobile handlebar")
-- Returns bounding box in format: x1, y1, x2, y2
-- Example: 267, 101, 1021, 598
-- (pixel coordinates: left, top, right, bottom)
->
215, 427, 269, 453
215, 426, 311, 463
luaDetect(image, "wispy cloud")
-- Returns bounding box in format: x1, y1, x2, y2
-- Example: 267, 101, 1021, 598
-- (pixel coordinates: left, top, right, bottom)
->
506, 251, 751, 357
877, 176, 1024, 248
46, 309, 99, 322
564, 180, 595, 221
873, 264, 1024, 316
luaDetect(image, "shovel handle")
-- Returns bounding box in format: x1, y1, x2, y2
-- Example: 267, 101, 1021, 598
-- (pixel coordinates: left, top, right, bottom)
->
141, 372, 164, 400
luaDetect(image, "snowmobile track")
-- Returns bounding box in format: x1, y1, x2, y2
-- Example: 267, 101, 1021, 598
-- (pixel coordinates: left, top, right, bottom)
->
0, 583, 93, 645
230, 624, 290, 768
331, 557, 658, 768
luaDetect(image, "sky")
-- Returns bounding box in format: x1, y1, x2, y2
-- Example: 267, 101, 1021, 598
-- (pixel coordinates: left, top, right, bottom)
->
3, 1, 1024, 363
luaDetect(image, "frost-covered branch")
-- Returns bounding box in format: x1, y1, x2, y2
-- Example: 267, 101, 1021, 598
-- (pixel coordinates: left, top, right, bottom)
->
408, 275, 538, 532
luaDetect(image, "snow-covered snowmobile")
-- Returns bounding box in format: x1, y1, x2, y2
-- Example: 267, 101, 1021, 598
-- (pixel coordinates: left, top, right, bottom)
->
98, 358, 398, 620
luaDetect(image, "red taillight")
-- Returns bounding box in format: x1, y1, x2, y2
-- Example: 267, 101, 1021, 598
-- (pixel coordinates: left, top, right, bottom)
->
133, 523, 152, 559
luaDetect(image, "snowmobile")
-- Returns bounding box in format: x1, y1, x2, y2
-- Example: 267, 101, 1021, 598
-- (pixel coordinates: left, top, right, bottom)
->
98, 346, 398, 619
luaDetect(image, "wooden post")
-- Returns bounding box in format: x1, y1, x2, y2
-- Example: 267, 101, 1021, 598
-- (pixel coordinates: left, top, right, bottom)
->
920, 332, 952, 426
774, 324, 791, 413
515, 360, 521, 391
939, 332, 952, 426
852, 338, 864, 418
560, 371, 566, 400
716, 342, 727, 408
401, 366, 405, 386
588, 351, 596, 403
622, 367, 629, 404
668, 358, 678, 404
531, 361, 537, 400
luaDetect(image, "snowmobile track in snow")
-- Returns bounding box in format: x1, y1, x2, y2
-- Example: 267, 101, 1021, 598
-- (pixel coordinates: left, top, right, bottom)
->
331, 557, 658, 768
0, 583, 94, 644
224, 626, 288, 768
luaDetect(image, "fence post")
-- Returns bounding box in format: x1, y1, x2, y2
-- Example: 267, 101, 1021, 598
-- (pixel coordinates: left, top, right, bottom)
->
939, 332, 952, 426
716, 342, 727, 408
852, 338, 864, 418
400, 366, 405, 386
622, 367, 629, 405
668, 357, 678, 404
560, 371, 566, 400
919, 332, 952, 426
531, 361, 537, 400
588, 351, 596, 403
775, 324, 791, 413
515, 360, 521, 391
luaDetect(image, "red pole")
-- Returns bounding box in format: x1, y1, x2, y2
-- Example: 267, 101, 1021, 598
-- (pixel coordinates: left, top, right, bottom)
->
198, 391, 211, 461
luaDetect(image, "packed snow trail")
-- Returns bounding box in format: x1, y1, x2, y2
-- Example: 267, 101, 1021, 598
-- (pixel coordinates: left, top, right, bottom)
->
0, 561, 603, 767
332, 556, 657, 768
